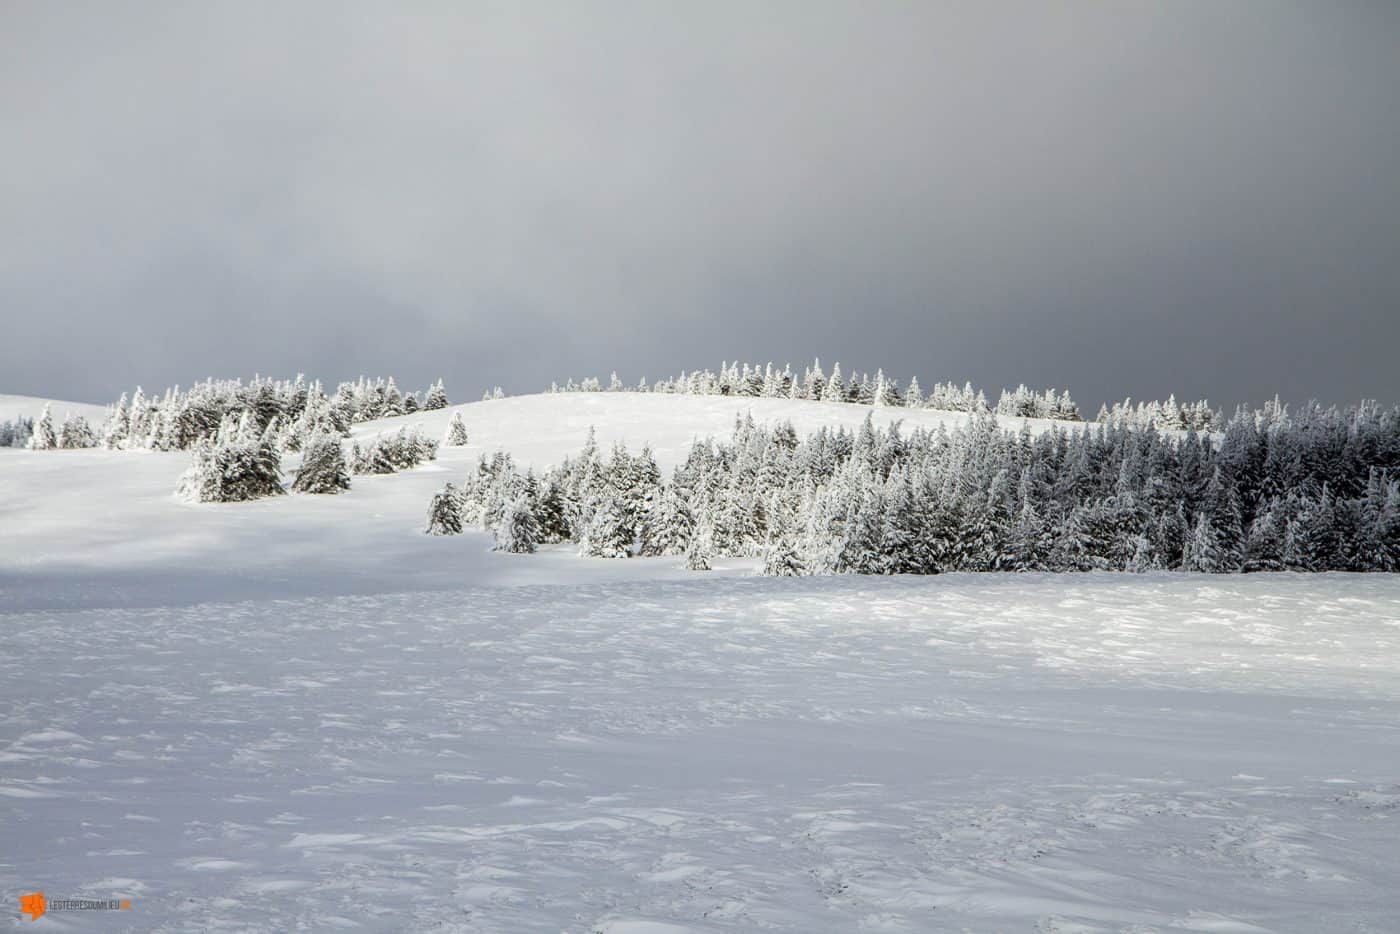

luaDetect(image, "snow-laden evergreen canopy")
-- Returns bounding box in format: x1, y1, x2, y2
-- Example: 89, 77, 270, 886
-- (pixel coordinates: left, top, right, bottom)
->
175, 414, 285, 504
440, 398, 1400, 576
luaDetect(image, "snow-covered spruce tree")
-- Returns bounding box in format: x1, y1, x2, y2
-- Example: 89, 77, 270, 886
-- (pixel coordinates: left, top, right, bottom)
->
291, 434, 350, 494
426, 483, 464, 535
1283, 489, 1338, 571
1242, 503, 1285, 572
423, 379, 449, 411
102, 392, 130, 447
175, 429, 285, 503
533, 477, 572, 544
1358, 473, 1400, 571
57, 413, 97, 449
761, 496, 806, 576
821, 363, 845, 403
580, 493, 633, 558
494, 495, 540, 553
27, 404, 57, 450
685, 520, 714, 571
442, 412, 469, 446
1183, 512, 1225, 573
638, 483, 694, 556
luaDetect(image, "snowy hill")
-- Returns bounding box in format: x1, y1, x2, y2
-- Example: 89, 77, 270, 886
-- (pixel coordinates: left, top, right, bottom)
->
349, 390, 1085, 472
0, 392, 107, 425
0, 392, 1079, 611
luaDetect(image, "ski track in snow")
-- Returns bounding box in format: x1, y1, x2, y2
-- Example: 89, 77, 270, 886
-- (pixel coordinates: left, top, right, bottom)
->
3, 573, 1399, 932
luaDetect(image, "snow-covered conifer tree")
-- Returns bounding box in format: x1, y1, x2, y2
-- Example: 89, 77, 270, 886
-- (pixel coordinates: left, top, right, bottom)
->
639, 483, 693, 556
27, 404, 57, 450
494, 495, 540, 553
57, 413, 97, 449
175, 429, 284, 503
291, 434, 351, 494
580, 493, 632, 558
426, 483, 464, 535
821, 364, 845, 403
1184, 512, 1224, 572
443, 412, 469, 446
423, 379, 449, 410
905, 376, 924, 408
686, 519, 714, 571
103, 393, 130, 448
1242, 503, 1285, 572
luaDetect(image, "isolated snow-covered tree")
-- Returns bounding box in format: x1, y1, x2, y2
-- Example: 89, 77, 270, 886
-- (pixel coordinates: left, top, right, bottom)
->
443, 412, 469, 446
426, 483, 464, 535
27, 404, 57, 450
494, 495, 540, 553
291, 434, 350, 494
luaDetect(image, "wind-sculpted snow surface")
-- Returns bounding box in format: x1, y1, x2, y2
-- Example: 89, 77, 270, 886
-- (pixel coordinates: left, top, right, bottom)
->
3, 574, 1399, 931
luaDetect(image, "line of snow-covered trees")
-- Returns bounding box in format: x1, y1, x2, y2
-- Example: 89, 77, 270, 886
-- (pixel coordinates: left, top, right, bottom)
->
548, 360, 1231, 430
546, 361, 1080, 414
91, 375, 449, 453
174, 411, 442, 503
429, 397, 1400, 575
4, 405, 99, 449
548, 360, 1086, 417
1095, 396, 1225, 432
0, 417, 33, 448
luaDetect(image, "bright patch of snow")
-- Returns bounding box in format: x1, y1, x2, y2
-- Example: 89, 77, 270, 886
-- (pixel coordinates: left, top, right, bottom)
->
0, 392, 107, 425
1, 575, 1398, 931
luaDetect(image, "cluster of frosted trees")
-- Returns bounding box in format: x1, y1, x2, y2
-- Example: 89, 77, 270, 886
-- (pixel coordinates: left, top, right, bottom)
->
21, 404, 98, 450
175, 410, 440, 503
93, 375, 448, 452
549, 360, 1088, 421
349, 427, 439, 475
430, 398, 1400, 575
1095, 396, 1224, 432
13, 373, 451, 502
0, 417, 33, 448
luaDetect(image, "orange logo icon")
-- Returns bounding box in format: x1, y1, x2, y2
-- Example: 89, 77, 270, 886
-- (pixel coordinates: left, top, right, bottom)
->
20, 892, 46, 921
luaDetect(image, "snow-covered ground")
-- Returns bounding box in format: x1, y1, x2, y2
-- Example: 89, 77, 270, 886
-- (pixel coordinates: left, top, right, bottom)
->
2, 392, 1398, 931
0, 394, 108, 427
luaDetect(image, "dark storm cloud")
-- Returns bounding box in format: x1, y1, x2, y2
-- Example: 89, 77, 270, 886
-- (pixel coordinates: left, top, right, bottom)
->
2, 1, 1397, 410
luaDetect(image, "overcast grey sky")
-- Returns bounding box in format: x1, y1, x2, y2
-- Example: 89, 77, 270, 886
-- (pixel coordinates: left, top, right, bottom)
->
2, 1, 1397, 411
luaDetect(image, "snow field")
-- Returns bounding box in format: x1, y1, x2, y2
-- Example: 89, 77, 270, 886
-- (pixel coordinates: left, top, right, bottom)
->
3, 574, 1398, 931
